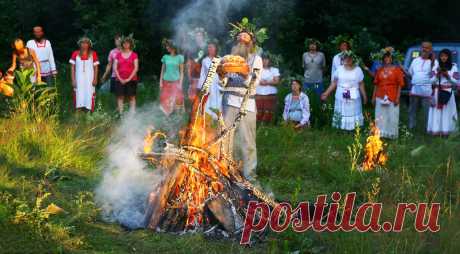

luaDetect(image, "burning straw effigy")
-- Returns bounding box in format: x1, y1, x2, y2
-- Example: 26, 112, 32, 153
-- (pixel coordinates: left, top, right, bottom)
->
140, 56, 277, 241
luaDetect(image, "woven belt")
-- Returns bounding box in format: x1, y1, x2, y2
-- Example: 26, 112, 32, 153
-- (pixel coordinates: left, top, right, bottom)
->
224, 91, 255, 99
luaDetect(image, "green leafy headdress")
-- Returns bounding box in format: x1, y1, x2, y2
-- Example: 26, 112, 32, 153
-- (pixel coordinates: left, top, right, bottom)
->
120, 34, 136, 49
331, 34, 354, 49
229, 17, 268, 45
370, 46, 404, 63
304, 38, 321, 49
77, 36, 94, 47
261, 51, 283, 67
341, 50, 362, 65
162, 38, 177, 51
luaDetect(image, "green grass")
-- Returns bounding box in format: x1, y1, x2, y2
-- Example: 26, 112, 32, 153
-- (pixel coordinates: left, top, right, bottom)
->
0, 74, 459, 253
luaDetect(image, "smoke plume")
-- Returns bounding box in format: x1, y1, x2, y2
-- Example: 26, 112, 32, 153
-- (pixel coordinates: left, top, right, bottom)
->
96, 0, 250, 229
95, 105, 183, 229
171, 0, 248, 53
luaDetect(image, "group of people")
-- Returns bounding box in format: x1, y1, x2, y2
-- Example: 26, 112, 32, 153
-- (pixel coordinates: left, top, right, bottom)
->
6, 26, 139, 114
5, 23, 459, 182
286, 39, 458, 139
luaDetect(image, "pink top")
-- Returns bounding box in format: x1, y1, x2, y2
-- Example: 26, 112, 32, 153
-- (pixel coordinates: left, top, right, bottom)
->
115, 51, 138, 81
108, 48, 121, 78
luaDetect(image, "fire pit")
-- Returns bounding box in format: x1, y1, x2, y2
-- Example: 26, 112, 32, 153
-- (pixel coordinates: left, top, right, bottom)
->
140, 57, 277, 242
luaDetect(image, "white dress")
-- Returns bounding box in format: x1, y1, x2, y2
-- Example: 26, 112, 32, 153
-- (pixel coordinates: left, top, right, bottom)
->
69, 51, 99, 111
427, 63, 459, 135
198, 56, 222, 119
333, 66, 364, 130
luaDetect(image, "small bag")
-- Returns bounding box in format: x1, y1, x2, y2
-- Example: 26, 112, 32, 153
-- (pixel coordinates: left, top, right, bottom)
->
438, 89, 452, 106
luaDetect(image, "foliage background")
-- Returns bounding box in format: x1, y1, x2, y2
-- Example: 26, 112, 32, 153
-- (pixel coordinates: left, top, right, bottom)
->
1, 0, 459, 77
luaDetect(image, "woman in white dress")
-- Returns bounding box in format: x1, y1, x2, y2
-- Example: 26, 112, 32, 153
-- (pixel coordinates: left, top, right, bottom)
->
321, 51, 368, 130
69, 37, 99, 112
427, 49, 459, 136
197, 42, 222, 119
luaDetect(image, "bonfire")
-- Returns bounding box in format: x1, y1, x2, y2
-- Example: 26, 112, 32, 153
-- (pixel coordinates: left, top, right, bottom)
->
361, 123, 388, 171
140, 56, 277, 241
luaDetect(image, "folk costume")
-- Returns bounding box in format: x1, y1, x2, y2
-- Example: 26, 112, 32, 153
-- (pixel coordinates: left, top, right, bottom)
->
26, 39, 57, 83
427, 62, 459, 135
221, 18, 266, 181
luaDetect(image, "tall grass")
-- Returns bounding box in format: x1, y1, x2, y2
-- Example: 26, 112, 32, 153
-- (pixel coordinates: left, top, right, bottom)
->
0, 66, 458, 253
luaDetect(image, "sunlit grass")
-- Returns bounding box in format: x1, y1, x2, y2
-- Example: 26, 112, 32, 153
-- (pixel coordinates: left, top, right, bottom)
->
0, 74, 459, 253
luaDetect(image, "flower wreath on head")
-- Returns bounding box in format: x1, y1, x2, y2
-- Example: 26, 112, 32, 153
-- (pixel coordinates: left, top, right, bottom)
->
331, 34, 354, 49
229, 17, 268, 46
77, 36, 94, 47
304, 38, 321, 49
341, 50, 362, 65
162, 38, 177, 50
188, 27, 208, 40
120, 34, 136, 50
370, 47, 404, 63
261, 51, 283, 67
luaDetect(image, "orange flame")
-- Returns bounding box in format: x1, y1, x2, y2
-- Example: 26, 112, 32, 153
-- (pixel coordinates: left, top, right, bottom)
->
362, 123, 388, 171
144, 96, 231, 228
143, 130, 167, 154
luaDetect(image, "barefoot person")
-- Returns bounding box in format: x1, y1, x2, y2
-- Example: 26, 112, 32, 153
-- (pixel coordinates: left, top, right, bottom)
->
427, 49, 459, 136
159, 39, 185, 116
283, 79, 310, 128
221, 18, 265, 181
321, 51, 368, 131
8, 38, 42, 83
372, 49, 405, 139
26, 26, 58, 85
69, 37, 99, 112
113, 36, 139, 114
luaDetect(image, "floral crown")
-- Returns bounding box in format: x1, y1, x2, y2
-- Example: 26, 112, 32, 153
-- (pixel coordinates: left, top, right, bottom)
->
189, 27, 208, 38
304, 38, 321, 49
77, 36, 93, 47
331, 34, 354, 49
370, 47, 404, 63
162, 38, 177, 50
261, 51, 283, 67
341, 50, 361, 65
120, 34, 136, 49
229, 17, 268, 45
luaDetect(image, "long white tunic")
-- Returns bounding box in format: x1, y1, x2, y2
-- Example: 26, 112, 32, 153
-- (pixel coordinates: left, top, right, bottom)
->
427, 63, 459, 135
408, 57, 438, 97
69, 51, 99, 111
198, 56, 223, 119
332, 66, 364, 130
26, 39, 57, 77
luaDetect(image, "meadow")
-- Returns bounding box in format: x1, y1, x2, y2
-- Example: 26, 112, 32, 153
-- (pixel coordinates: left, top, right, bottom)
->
0, 70, 458, 254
